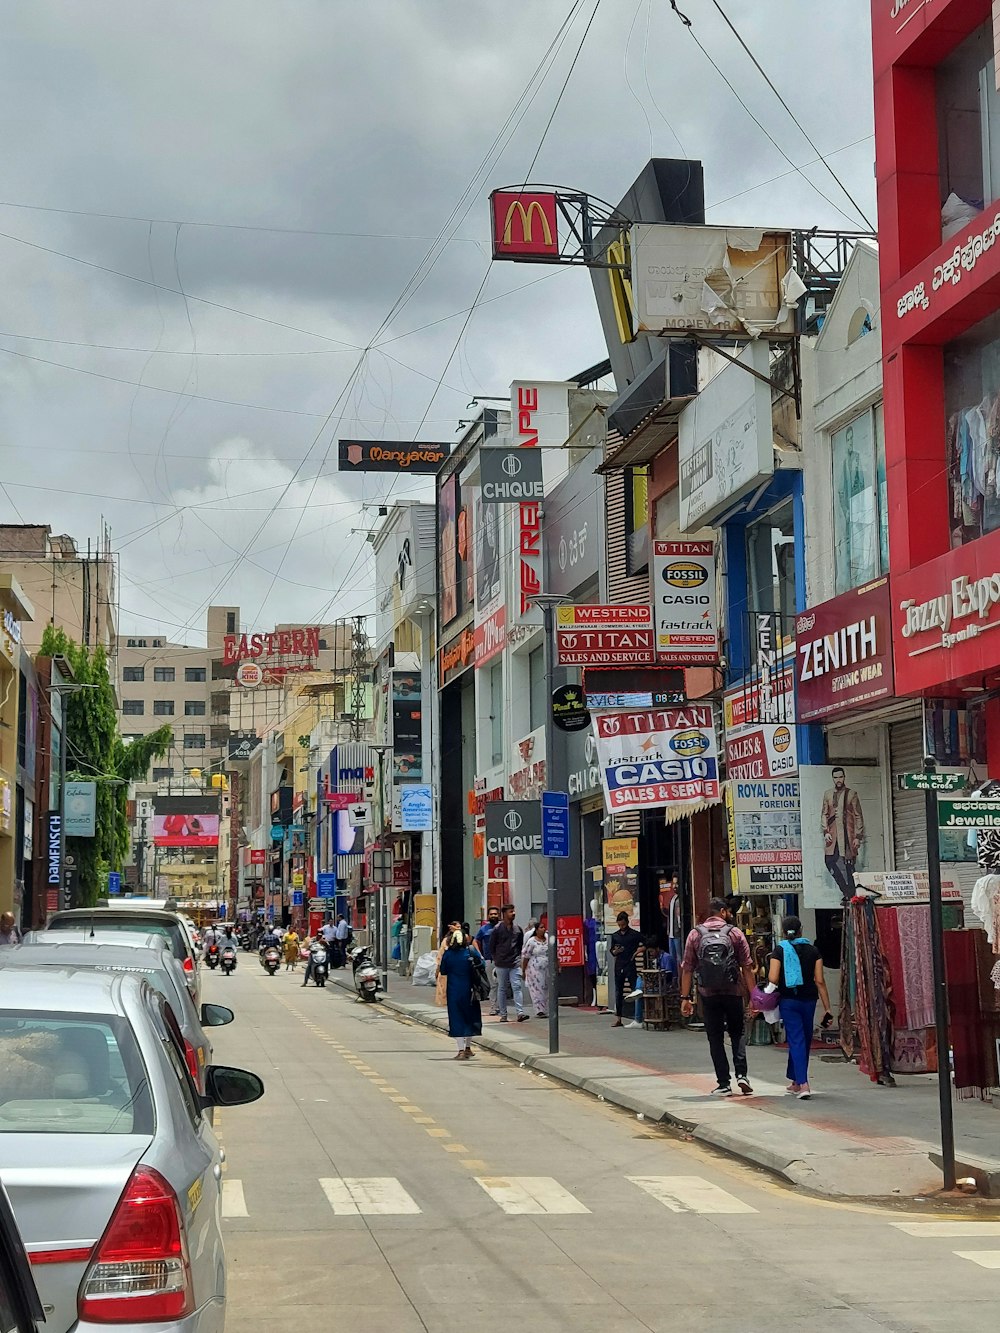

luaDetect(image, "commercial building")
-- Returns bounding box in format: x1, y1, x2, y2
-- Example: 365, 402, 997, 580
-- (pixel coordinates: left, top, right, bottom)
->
0, 576, 35, 922
0, 524, 115, 655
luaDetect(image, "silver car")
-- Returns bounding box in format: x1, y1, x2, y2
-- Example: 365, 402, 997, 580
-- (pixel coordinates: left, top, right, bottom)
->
45, 908, 202, 1003
8, 934, 232, 1100
0, 967, 262, 1333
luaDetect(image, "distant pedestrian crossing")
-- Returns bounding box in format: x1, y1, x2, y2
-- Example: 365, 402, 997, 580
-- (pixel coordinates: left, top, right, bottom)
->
890, 1219, 1000, 1271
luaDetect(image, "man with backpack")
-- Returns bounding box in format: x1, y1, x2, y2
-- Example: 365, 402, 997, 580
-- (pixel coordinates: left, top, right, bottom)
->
680, 897, 756, 1096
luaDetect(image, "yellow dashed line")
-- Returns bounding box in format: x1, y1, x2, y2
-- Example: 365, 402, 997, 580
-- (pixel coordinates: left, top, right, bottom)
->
412, 1116, 435, 1125
461, 1159, 488, 1170
399, 1104, 422, 1113
443, 1144, 469, 1153
426, 1128, 450, 1138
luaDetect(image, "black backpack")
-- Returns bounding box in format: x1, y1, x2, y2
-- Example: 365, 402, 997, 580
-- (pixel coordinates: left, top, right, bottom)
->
695, 924, 738, 988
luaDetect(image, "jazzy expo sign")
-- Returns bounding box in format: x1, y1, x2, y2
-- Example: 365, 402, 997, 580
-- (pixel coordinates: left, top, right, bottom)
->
591, 705, 721, 818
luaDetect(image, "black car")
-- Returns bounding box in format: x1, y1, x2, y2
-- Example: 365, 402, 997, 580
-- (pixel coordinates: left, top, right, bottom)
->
0, 1179, 43, 1333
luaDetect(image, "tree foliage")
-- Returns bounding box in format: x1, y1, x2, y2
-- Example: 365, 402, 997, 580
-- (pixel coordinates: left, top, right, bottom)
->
39, 626, 172, 904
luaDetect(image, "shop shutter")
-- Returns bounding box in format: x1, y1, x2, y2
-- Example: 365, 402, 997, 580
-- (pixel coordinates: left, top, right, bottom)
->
890, 718, 926, 874
605, 441, 650, 606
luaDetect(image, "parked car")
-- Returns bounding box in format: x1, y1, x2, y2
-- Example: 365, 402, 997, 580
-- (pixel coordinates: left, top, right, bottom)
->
11, 934, 232, 1098
46, 906, 201, 1002
0, 967, 263, 1333
0, 1178, 44, 1333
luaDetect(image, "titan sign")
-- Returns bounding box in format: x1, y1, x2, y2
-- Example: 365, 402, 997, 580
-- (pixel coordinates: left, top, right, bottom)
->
490, 191, 559, 259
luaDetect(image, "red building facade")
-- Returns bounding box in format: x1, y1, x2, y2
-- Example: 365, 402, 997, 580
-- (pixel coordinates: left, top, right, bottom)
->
875, 0, 1000, 760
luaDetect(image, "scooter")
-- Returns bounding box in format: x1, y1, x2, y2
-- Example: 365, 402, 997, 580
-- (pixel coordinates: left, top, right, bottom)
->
220, 944, 238, 976
350, 946, 379, 1002
308, 942, 329, 988
261, 944, 280, 976
205, 942, 220, 970
239, 931, 252, 952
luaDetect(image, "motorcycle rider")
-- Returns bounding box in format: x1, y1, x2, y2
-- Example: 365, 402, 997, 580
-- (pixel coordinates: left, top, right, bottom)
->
258, 922, 281, 957
202, 922, 221, 959
301, 929, 330, 986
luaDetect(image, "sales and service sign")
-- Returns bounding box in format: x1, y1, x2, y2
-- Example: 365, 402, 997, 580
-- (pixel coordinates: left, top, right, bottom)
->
338, 439, 450, 474
723, 672, 797, 781
491, 190, 559, 259
653, 540, 718, 664
592, 705, 721, 818
795, 578, 894, 722
555, 604, 655, 667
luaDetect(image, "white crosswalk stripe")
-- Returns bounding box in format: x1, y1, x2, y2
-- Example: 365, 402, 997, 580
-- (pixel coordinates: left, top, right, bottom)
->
953, 1251, 1000, 1269
627, 1176, 758, 1214
891, 1221, 1000, 1238
474, 1176, 590, 1215
221, 1180, 248, 1218
319, 1177, 421, 1216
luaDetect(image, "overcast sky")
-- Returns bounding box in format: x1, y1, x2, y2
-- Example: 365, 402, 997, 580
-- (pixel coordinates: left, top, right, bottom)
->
0, 0, 875, 644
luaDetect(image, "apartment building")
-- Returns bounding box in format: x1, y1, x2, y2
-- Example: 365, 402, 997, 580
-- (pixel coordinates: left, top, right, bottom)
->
0, 524, 116, 654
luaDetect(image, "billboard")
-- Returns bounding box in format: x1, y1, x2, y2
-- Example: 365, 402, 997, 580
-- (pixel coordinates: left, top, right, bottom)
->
555, 604, 655, 667
678, 341, 774, 531
473, 485, 505, 669
795, 577, 895, 722
152, 794, 220, 849
338, 439, 449, 474
602, 837, 640, 929
510, 381, 571, 625
798, 764, 887, 909
592, 705, 721, 818
630, 224, 795, 338
64, 781, 97, 838
392, 670, 422, 780
727, 778, 802, 895
546, 461, 601, 598
653, 540, 718, 665
490, 190, 559, 259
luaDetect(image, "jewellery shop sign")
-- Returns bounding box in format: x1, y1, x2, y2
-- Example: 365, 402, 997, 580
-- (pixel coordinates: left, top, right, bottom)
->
591, 705, 721, 821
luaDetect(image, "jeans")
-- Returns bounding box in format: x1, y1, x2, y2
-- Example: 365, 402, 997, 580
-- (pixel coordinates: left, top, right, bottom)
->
614, 963, 637, 1017
489, 964, 512, 1013
494, 965, 524, 1018
825, 852, 856, 898
701, 993, 748, 1086
780, 996, 816, 1086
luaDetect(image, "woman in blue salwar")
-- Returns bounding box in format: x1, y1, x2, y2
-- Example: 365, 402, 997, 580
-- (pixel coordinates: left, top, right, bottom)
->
438, 928, 483, 1060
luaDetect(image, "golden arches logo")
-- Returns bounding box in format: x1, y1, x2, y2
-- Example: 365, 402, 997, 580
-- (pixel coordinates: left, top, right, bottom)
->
606, 229, 635, 345
503, 198, 554, 247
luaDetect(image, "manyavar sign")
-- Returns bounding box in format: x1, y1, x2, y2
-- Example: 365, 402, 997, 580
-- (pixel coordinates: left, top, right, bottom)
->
795, 577, 895, 722
338, 439, 450, 474
490, 190, 559, 260
223, 627, 320, 666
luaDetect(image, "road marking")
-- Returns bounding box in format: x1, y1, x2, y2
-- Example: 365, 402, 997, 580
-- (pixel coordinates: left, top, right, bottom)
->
892, 1222, 1000, 1237
221, 1180, 248, 1218
319, 1177, 421, 1216
954, 1251, 1000, 1269
462, 1159, 488, 1170
426, 1128, 450, 1138
413, 1116, 435, 1124
388, 1095, 408, 1103
443, 1144, 469, 1153
399, 1104, 422, 1112
627, 1176, 757, 1215
475, 1177, 590, 1215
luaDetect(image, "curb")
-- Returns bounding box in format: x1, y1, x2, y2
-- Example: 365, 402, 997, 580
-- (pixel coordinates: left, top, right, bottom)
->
329, 974, 951, 1201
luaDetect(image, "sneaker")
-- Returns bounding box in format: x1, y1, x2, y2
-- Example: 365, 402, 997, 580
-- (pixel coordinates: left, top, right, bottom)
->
709, 1084, 733, 1097
626, 1020, 642, 1028
797, 1089, 812, 1100
498, 1016, 509, 1023
736, 1075, 753, 1096
624, 988, 642, 1000
517, 1013, 530, 1022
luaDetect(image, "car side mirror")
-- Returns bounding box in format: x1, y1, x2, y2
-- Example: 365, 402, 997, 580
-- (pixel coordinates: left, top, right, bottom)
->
202, 1065, 264, 1108
200, 1003, 234, 1027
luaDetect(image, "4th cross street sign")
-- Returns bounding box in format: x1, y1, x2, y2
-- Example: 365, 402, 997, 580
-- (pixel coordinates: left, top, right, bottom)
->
937, 797, 1000, 828
898, 771, 967, 793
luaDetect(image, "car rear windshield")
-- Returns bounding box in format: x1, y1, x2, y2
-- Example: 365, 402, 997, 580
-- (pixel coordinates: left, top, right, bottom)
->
0, 1011, 153, 1135
48, 915, 186, 962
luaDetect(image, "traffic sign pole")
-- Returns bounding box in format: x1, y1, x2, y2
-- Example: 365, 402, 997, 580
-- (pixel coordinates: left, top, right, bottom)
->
538, 596, 562, 1056
923, 757, 956, 1191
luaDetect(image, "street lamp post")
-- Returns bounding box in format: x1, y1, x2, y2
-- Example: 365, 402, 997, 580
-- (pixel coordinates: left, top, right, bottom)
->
372, 744, 392, 992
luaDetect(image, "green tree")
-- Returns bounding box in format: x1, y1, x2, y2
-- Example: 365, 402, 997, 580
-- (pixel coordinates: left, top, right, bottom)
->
40, 626, 172, 904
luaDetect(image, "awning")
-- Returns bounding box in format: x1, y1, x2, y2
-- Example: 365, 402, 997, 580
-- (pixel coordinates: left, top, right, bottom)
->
596, 394, 693, 472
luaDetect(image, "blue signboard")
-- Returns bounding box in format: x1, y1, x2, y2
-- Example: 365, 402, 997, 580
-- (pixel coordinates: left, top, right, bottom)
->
270, 825, 285, 842
107, 871, 121, 896
317, 872, 336, 899
541, 790, 570, 859
292, 890, 304, 907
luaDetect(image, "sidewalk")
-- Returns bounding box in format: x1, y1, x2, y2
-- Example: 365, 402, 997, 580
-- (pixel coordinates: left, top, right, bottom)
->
332, 969, 1000, 1201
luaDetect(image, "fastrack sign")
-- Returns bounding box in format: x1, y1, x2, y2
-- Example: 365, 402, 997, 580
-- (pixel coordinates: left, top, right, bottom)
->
592, 705, 721, 816
224, 627, 320, 667
795, 578, 894, 722
653, 539, 718, 664
555, 604, 655, 667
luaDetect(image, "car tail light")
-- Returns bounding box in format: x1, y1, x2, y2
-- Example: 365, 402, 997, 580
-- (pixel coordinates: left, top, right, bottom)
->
182, 956, 194, 975
78, 1166, 193, 1323
183, 1039, 200, 1086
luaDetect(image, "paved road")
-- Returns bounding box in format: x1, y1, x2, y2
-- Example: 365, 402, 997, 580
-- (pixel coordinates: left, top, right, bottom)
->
205, 962, 1000, 1332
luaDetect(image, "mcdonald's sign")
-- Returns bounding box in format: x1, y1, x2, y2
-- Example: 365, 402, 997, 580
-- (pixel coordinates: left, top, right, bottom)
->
491, 190, 559, 259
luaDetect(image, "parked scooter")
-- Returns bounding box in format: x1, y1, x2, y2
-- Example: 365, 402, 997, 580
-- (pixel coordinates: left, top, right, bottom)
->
307, 942, 330, 988
205, 942, 220, 970
220, 944, 238, 976
260, 944, 280, 976
349, 945, 380, 1002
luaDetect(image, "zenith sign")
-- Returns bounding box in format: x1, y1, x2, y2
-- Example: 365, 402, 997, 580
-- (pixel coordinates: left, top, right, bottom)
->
555, 604, 655, 667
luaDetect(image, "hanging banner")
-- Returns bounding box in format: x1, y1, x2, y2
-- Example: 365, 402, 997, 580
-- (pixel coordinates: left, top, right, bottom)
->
653, 540, 719, 665
602, 838, 640, 929
64, 781, 97, 838
592, 706, 721, 818
726, 778, 802, 894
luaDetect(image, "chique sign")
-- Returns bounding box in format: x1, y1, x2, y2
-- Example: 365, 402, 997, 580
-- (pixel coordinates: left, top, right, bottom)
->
484, 801, 543, 856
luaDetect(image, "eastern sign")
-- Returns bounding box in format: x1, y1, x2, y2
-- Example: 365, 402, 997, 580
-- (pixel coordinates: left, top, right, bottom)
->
551, 685, 590, 733
490, 190, 559, 259
484, 800, 543, 856
555, 604, 655, 667
653, 540, 718, 664
480, 447, 544, 503
338, 439, 450, 474
937, 798, 1000, 829
223, 627, 321, 666
795, 578, 895, 722
592, 705, 721, 817
541, 790, 570, 859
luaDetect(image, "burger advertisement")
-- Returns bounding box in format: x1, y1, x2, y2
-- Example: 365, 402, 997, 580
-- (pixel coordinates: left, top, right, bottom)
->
602, 837, 639, 930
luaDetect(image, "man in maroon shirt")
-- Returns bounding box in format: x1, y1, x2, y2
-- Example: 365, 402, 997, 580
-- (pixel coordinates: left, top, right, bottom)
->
680, 897, 756, 1096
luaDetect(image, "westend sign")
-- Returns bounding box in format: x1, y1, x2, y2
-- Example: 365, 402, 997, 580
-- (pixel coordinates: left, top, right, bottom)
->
556, 604, 655, 667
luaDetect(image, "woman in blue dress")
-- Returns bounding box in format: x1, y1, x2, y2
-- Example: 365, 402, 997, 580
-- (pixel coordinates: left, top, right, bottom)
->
438, 928, 483, 1060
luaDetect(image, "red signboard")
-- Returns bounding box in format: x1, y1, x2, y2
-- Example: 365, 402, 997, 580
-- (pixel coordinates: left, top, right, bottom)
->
223, 626, 321, 666
795, 577, 895, 722
491, 190, 559, 259
555, 604, 655, 666
487, 853, 508, 880
323, 791, 361, 810
474, 604, 506, 668
152, 814, 219, 848
249, 849, 267, 865
557, 915, 585, 968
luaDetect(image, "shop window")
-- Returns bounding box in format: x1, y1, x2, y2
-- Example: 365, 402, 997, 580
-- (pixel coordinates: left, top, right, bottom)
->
832, 405, 888, 593
626, 466, 649, 575
122, 666, 144, 682
528, 647, 546, 732
489, 661, 504, 768
152, 767, 173, 781
745, 500, 796, 622
936, 21, 1000, 230
184, 733, 206, 750
154, 666, 175, 683
226, 611, 237, 634
185, 667, 206, 683
944, 307, 1000, 546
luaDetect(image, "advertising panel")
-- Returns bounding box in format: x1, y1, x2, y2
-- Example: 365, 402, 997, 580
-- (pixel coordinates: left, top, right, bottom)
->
592, 705, 721, 818
400, 784, 433, 832
391, 670, 422, 780
223, 627, 320, 666
439, 472, 461, 627
556, 915, 585, 967
510, 381, 570, 625
474, 486, 505, 669
678, 341, 774, 531
338, 439, 450, 474
727, 778, 802, 894
152, 814, 220, 848
484, 800, 543, 856
723, 672, 797, 781
546, 460, 600, 598
64, 780, 97, 838
630, 224, 795, 338
795, 577, 895, 722
798, 764, 887, 909
653, 540, 718, 664
602, 837, 640, 929
555, 604, 655, 667
491, 190, 559, 259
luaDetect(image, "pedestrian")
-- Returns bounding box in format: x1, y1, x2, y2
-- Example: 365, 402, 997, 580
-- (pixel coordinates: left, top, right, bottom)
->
679, 897, 756, 1096
520, 920, 549, 1018
435, 921, 461, 1007
437, 927, 482, 1060
491, 903, 528, 1022
609, 911, 642, 1028
475, 906, 504, 1015
767, 915, 833, 1100
332, 914, 350, 967
283, 927, 300, 971
0, 913, 20, 948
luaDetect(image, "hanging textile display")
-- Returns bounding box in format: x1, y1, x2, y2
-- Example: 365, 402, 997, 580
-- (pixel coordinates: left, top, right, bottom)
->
839, 897, 895, 1085
943, 928, 1000, 1100
878, 904, 938, 1075
970, 874, 1000, 947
